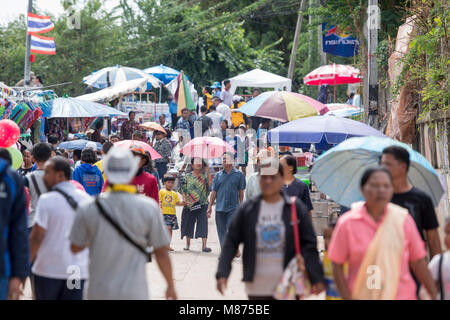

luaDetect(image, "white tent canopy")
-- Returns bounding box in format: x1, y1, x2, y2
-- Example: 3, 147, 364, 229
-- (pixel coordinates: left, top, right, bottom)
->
76, 78, 148, 102
228, 69, 292, 95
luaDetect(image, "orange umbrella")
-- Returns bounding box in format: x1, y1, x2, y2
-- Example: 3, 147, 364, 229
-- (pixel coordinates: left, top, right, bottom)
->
139, 122, 166, 134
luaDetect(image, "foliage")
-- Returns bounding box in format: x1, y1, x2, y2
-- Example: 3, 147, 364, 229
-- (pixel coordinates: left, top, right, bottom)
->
0, 0, 421, 106
392, 0, 449, 119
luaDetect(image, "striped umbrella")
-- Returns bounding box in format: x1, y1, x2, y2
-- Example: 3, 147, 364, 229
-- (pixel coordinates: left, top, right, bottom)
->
303, 63, 361, 102
174, 72, 196, 116
232, 91, 329, 122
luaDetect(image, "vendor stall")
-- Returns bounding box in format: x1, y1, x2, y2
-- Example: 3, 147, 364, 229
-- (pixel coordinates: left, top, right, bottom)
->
228, 69, 292, 95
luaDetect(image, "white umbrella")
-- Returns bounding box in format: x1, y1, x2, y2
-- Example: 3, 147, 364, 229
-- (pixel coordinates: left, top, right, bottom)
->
77, 78, 148, 102
83, 65, 160, 89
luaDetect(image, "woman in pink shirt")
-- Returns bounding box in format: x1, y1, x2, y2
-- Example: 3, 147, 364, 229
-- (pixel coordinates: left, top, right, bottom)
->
328, 167, 437, 300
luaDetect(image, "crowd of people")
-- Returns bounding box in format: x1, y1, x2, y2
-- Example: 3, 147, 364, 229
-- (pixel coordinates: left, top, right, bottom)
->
0, 82, 448, 301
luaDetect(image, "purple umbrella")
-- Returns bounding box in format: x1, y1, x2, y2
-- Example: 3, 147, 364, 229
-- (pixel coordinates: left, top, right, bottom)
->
267, 115, 385, 150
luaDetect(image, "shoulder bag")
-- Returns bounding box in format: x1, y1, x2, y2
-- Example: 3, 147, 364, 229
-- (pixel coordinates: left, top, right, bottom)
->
95, 197, 152, 263
53, 188, 78, 210
273, 196, 311, 300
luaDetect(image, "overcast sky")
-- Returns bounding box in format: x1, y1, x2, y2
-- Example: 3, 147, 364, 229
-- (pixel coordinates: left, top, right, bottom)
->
0, 0, 125, 26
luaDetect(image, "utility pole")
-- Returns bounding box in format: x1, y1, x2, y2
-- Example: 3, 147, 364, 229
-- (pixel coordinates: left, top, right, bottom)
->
365, 0, 379, 127
317, 0, 327, 97
23, 0, 33, 88
307, 0, 314, 72
318, 2, 327, 66
287, 0, 307, 80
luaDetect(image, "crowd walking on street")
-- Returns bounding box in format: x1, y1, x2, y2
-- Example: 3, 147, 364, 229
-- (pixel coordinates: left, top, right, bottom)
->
0, 92, 449, 302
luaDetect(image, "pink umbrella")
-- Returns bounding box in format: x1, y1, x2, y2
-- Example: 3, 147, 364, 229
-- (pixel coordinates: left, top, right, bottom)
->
180, 137, 235, 159
303, 63, 362, 102
114, 140, 162, 160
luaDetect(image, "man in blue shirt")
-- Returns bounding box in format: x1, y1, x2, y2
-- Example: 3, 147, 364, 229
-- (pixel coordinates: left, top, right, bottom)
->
208, 152, 246, 252
0, 155, 28, 300
177, 108, 193, 139
168, 94, 178, 131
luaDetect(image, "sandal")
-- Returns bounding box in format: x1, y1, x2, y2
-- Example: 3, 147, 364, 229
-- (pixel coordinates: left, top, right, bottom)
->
183, 247, 190, 251
202, 247, 212, 253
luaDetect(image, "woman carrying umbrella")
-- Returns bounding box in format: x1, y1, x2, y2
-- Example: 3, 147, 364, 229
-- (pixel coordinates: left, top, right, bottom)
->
328, 167, 437, 300
153, 130, 173, 179
179, 157, 212, 253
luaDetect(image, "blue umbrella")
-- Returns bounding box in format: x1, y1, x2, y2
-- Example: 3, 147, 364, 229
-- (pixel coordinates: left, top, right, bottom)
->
143, 64, 181, 85
58, 140, 102, 151
310, 136, 445, 207
42, 97, 127, 118
267, 115, 385, 150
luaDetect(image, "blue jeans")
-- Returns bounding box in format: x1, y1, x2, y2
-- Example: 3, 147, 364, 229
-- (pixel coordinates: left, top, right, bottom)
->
33, 274, 85, 300
216, 210, 236, 248
0, 276, 8, 300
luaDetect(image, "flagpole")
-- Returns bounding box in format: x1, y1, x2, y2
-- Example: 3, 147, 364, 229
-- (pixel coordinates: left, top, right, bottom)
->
24, 0, 33, 88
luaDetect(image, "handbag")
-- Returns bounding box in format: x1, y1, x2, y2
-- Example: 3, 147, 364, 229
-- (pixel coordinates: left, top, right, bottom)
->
189, 201, 202, 213
95, 197, 152, 263
273, 196, 311, 300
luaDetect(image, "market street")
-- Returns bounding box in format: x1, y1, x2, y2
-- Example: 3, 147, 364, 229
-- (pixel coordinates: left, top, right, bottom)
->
21, 201, 325, 300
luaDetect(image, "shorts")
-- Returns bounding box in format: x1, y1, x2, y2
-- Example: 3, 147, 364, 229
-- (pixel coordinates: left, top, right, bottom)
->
163, 214, 179, 230
180, 205, 208, 239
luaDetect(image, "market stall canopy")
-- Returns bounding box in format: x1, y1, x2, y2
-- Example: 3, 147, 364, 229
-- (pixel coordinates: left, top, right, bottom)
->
77, 78, 148, 102
228, 69, 292, 95
42, 97, 127, 118
83, 65, 160, 89
143, 64, 181, 85
267, 115, 385, 150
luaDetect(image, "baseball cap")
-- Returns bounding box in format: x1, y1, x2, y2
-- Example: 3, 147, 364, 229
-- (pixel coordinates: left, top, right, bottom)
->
130, 146, 150, 165
103, 147, 139, 184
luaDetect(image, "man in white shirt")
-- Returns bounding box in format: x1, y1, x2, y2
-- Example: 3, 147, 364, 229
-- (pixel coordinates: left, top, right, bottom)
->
220, 79, 233, 107
29, 156, 90, 300
25, 143, 52, 231
69, 147, 177, 300
206, 105, 223, 131
213, 96, 231, 128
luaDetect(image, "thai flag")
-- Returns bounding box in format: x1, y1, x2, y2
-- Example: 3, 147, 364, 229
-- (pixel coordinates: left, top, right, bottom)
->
30, 34, 56, 55
27, 12, 54, 34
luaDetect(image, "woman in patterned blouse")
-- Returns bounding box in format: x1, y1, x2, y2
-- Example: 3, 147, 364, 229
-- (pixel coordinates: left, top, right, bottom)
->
179, 157, 212, 252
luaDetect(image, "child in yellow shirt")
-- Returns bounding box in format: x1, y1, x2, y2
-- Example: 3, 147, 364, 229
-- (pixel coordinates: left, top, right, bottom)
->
323, 217, 347, 300
159, 176, 184, 251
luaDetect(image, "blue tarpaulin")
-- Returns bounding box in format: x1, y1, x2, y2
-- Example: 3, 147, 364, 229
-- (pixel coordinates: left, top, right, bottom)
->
42, 97, 127, 118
